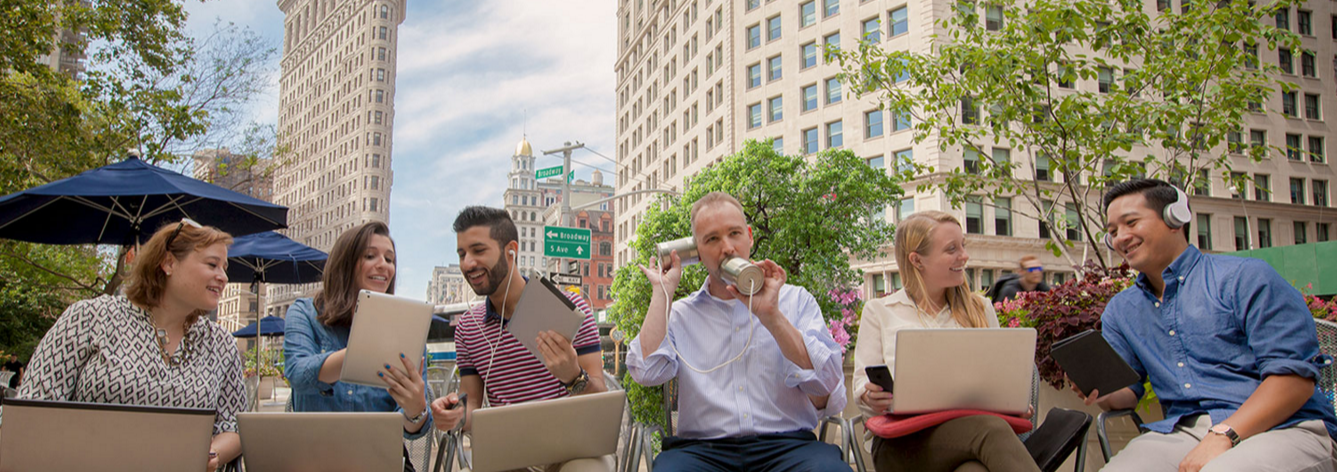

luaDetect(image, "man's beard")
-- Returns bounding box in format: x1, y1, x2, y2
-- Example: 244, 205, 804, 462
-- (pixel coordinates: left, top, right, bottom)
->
473, 255, 511, 296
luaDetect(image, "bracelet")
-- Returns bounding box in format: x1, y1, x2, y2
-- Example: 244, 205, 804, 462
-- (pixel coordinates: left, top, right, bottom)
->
402, 408, 426, 424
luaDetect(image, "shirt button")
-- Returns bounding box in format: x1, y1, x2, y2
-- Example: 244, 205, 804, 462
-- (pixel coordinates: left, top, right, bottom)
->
347, 390, 353, 395
739, 386, 744, 392
1184, 383, 1192, 389
1178, 276, 1184, 281
1178, 362, 1185, 368
1169, 330, 1176, 336
1155, 302, 1161, 308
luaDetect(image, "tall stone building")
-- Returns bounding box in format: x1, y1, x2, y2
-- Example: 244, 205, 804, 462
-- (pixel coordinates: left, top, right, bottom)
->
426, 264, 471, 305
613, 0, 1335, 300
504, 138, 547, 278
269, 0, 405, 316
192, 149, 275, 334
37, 1, 90, 78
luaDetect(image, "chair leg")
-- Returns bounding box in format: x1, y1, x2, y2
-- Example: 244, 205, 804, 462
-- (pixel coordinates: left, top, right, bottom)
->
1074, 432, 1088, 472
846, 420, 867, 472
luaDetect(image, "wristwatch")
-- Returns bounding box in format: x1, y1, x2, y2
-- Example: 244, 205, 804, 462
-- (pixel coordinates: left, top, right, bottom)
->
1208, 423, 1240, 447
402, 408, 427, 425
562, 368, 590, 395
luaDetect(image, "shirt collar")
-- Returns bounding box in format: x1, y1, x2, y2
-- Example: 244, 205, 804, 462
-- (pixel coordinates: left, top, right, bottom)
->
483, 276, 528, 324
884, 289, 917, 307
1135, 245, 1202, 296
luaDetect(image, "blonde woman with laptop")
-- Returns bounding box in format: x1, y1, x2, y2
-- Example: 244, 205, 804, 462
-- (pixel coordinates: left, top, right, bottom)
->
18, 219, 246, 471
283, 222, 432, 471
852, 211, 1038, 472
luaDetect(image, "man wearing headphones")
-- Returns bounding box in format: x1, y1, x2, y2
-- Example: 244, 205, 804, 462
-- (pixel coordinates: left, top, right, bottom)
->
1082, 179, 1336, 471
430, 206, 612, 471
626, 192, 849, 471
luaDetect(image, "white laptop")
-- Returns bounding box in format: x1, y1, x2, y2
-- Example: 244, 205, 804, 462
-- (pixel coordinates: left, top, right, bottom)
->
342, 290, 434, 387
237, 412, 403, 472
891, 328, 1036, 415
469, 390, 626, 472
0, 398, 214, 472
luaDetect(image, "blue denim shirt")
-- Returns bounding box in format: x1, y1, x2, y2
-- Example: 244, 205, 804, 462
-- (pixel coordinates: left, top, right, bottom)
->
283, 298, 432, 439
1101, 246, 1337, 440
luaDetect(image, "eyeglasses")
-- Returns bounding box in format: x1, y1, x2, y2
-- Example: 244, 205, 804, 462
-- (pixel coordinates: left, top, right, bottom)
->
164, 218, 203, 248
1025, 266, 1044, 273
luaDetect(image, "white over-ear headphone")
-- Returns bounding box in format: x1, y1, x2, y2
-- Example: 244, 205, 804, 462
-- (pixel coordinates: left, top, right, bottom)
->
1105, 185, 1192, 250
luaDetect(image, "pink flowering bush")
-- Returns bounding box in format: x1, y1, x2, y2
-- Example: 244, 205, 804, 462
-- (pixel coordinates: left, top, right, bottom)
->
827, 287, 863, 353
1299, 283, 1337, 322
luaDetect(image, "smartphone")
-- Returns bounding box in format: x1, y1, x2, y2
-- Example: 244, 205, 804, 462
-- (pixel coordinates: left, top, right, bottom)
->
865, 365, 895, 393
450, 392, 468, 410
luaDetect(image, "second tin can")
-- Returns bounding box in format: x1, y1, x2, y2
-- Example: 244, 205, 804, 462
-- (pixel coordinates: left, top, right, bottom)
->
720, 256, 765, 296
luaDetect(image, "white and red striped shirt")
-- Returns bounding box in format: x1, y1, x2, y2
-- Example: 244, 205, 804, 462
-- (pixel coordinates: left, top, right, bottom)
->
455, 287, 600, 406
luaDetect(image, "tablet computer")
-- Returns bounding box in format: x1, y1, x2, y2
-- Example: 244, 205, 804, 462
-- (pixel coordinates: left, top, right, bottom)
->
505, 277, 585, 361
341, 290, 433, 387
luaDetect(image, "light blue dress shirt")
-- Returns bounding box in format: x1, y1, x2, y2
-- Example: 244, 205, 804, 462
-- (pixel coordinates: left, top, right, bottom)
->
283, 298, 432, 439
1102, 246, 1337, 440
627, 282, 847, 440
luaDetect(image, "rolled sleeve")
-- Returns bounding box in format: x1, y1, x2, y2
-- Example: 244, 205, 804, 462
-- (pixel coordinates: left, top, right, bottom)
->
1237, 262, 1324, 380
626, 326, 678, 387
782, 289, 844, 403
283, 300, 336, 394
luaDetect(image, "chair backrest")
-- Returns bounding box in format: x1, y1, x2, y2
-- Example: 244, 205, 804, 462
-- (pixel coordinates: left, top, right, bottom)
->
1313, 319, 1337, 413
660, 378, 678, 437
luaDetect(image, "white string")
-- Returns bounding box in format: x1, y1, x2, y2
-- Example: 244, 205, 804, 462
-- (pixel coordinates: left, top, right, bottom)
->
660, 259, 755, 374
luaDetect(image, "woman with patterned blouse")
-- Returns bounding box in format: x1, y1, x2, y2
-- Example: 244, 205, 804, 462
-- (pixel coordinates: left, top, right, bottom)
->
20, 219, 246, 472
283, 222, 430, 471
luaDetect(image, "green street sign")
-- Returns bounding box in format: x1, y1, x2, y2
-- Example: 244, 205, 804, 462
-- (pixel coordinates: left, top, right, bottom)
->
543, 226, 591, 260
536, 166, 564, 179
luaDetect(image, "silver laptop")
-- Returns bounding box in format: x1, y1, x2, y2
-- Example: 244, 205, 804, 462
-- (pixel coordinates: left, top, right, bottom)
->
237, 412, 403, 472
470, 390, 626, 472
0, 398, 214, 472
342, 290, 433, 387
892, 328, 1036, 415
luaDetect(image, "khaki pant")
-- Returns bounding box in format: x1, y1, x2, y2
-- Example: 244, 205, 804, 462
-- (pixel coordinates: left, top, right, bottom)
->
472, 454, 615, 472
1102, 415, 1336, 472
871, 415, 1041, 472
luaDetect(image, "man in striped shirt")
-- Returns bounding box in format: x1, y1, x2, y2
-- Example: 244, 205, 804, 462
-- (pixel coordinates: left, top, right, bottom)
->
430, 206, 611, 471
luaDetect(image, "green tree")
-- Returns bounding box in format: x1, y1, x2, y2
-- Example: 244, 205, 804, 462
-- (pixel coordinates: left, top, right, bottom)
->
833, 0, 1299, 269
609, 140, 905, 427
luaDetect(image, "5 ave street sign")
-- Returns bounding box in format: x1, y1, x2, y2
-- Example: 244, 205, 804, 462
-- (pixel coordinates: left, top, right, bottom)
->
543, 226, 591, 260
549, 273, 582, 286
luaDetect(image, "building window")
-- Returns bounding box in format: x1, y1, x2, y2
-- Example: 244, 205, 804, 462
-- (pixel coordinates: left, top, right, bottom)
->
746, 24, 761, 49
824, 32, 840, 62
1065, 203, 1081, 241
1257, 218, 1272, 248
767, 15, 782, 41
965, 197, 983, 234
1310, 136, 1326, 162
826, 120, 843, 148
862, 17, 881, 42
1287, 134, 1304, 160
1298, 10, 1312, 35
375, 89, 384, 103
1291, 177, 1306, 204
867, 156, 885, 169
802, 42, 818, 69
1234, 217, 1250, 250
1301, 51, 1316, 77
825, 77, 841, 104
1254, 174, 1270, 201
986, 5, 1004, 30
747, 0, 759, 11
1282, 91, 1297, 116
890, 7, 908, 36
801, 84, 818, 111
1197, 214, 1212, 250
772, 137, 784, 153
1295, 221, 1308, 245
1304, 94, 1321, 120
994, 197, 1012, 236
992, 148, 1011, 177
964, 148, 981, 174
961, 96, 980, 124
376, 68, 386, 81
897, 197, 915, 222
768, 96, 783, 122
1315, 180, 1329, 206
1279, 48, 1294, 74
895, 149, 914, 174
747, 63, 761, 88
1319, 223, 1331, 242
1039, 200, 1054, 239
1276, 8, 1289, 30
801, 1, 816, 27
803, 127, 819, 154
1098, 67, 1114, 93
1249, 129, 1266, 150
866, 110, 884, 138
892, 110, 911, 132
748, 103, 762, 129
768, 55, 783, 80
1035, 153, 1051, 181
378, 26, 388, 40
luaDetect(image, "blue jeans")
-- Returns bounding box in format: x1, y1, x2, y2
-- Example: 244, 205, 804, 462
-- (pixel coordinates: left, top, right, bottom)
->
654, 430, 848, 472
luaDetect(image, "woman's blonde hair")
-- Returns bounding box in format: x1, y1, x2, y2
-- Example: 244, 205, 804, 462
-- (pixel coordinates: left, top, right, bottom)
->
125, 221, 234, 326
894, 211, 989, 328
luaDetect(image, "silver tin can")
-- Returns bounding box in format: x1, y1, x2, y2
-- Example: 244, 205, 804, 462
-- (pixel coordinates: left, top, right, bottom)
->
720, 256, 765, 296
655, 236, 700, 266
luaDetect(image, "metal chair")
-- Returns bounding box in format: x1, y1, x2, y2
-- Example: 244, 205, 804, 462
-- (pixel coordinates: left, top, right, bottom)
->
1095, 319, 1337, 463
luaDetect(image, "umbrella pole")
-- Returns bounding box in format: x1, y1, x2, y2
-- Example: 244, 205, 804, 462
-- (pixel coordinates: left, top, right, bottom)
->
253, 278, 262, 412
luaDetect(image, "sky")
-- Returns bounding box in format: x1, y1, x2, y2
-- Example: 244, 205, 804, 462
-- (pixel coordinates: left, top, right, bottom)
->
183, 0, 619, 301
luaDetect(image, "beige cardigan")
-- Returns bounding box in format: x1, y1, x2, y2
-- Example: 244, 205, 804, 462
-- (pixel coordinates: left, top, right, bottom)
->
851, 289, 999, 419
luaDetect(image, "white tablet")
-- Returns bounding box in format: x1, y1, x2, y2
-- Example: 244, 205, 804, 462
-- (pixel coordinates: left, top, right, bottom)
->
341, 290, 433, 387
505, 277, 586, 361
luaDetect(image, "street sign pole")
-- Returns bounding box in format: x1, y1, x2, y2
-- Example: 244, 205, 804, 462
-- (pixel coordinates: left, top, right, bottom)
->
543, 141, 585, 278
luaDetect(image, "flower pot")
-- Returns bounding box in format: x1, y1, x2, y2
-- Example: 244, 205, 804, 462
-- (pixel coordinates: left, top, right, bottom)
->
259, 377, 276, 399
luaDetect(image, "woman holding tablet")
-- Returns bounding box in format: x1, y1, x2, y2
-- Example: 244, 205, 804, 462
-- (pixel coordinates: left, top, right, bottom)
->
283, 222, 432, 465
851, 211, 1038, 472
19, 219, 246, 472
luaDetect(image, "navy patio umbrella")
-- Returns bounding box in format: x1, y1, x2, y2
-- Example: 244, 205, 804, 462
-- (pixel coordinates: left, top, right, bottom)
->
227, 231, 328, 285
0, 156, 287, 245
231, 315, 287, 338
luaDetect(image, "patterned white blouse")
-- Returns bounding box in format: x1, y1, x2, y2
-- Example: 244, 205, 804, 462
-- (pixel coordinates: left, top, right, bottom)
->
18, 294, 247, 434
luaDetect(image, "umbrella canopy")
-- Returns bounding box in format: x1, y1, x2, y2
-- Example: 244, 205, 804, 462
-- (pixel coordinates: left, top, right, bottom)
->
0, 156, 287, 245
231, 316, 287, 338
227, 231, 327, 284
